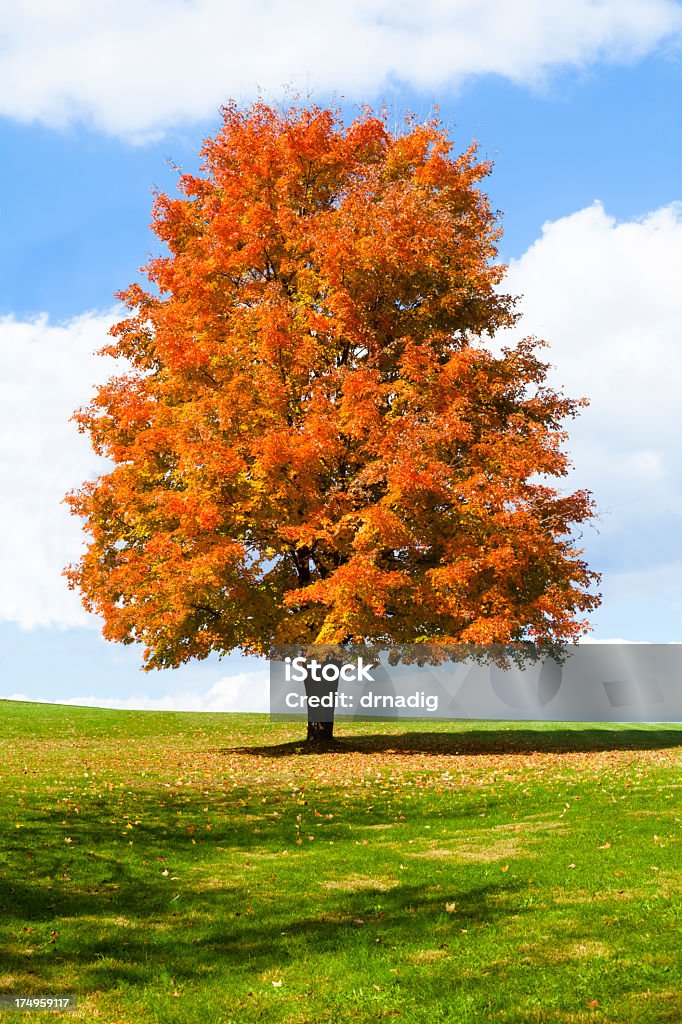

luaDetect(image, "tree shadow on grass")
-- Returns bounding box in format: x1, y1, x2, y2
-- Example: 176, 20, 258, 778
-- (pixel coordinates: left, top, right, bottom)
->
0, 877, 524, 993
0, 799, 526, 995
226, 726, 682, 758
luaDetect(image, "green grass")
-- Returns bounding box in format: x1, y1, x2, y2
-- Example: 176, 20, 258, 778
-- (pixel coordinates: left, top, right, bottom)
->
0, 701, 680, 1023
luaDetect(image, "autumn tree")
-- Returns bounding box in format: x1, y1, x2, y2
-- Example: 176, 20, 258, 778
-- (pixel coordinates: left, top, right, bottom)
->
65, 100, 600, 741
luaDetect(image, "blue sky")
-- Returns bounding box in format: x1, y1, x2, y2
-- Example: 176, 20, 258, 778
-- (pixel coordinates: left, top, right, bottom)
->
1, 1, 682, 710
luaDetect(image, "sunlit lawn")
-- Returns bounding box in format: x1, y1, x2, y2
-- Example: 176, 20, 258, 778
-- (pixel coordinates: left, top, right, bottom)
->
0, 701, 680, 1022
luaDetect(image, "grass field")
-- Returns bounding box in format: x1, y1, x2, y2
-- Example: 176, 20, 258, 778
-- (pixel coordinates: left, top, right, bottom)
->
0, 700, 680, 1023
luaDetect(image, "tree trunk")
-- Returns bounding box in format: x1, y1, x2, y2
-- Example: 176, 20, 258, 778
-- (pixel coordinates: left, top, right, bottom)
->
306, 718, 335, 743
303, 658, 340, 745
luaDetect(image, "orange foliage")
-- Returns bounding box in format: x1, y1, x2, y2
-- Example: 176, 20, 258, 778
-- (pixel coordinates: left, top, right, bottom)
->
65, 101, 600, 667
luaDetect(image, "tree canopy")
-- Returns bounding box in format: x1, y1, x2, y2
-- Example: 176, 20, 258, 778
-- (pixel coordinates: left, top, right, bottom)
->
65, 100, 600, 669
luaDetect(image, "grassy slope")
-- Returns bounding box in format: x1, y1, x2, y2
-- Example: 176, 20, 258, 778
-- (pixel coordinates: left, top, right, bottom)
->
0, 701, 680, 1023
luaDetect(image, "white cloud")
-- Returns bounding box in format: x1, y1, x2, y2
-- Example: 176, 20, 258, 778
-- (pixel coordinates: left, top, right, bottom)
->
0, 310, 116, 628
0, 0, 680, 139
503, 201, 682, 507
501, 201, 682, 615
578, 638, 652, 643
62, 669, 270, 712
